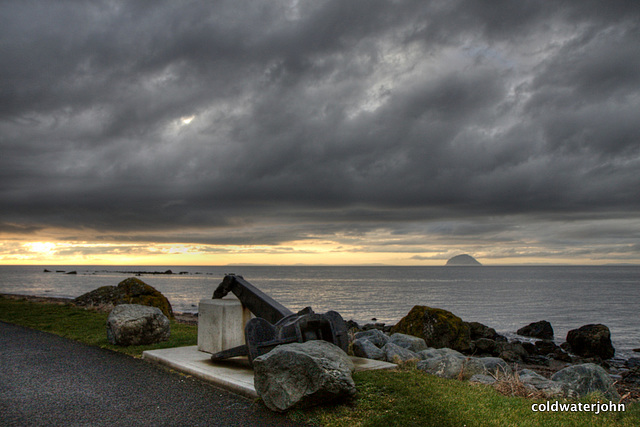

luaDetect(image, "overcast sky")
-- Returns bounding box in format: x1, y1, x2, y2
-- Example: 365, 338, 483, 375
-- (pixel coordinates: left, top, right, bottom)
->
1, 0, 639, 265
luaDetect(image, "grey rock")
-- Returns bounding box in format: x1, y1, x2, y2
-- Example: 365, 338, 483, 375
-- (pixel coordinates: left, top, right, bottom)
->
551, 363, 620, 401
388, 333, 428, 352
354, 328, 389, 348
106, 304, 170, 346
566, 324, 615, 359
517, 320, 554, 340
253, 341, 356, 412
351, 338, 385, 360
381, 342, 420, 363
518, 369, 565, 397
417, 353, 466, 379
419, 347, 466, 360
463, 357, 512, 379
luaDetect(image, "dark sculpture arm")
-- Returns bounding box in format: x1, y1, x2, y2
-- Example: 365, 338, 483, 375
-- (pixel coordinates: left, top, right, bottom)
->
213, 274, 293, 324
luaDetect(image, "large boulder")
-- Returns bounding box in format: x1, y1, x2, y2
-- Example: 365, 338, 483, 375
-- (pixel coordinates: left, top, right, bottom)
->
551, 363, 620, 401
106, 304, 170, 346
391, 306, 471, 353
253, 341, 356, 412
566, 324, 615, 359
517, 320, 554, 340
75, 277, 173, 318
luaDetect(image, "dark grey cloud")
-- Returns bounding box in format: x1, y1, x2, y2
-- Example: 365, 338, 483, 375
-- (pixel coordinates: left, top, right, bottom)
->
1, 0, 639, 262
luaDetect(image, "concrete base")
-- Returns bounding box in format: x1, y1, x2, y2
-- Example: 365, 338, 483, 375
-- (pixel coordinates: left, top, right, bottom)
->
143, 346, 397, 399
197, 298, 252, 354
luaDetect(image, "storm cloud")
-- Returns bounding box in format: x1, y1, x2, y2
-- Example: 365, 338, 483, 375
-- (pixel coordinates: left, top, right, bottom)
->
1, 0, 639, 263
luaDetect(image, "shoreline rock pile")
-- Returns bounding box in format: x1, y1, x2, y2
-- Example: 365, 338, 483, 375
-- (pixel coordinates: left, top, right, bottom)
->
346, 304, 633, 403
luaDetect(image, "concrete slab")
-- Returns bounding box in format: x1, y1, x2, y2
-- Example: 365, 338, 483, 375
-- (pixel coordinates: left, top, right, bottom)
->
143, 346, 396, 399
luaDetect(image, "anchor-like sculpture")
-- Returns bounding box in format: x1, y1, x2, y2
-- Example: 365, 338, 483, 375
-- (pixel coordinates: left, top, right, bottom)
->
210, 274, 349, 365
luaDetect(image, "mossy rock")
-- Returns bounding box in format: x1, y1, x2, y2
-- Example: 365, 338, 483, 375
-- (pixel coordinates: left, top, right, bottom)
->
74, 277, 173, 319
391, 305, 470, 353
116, 277, 174, 319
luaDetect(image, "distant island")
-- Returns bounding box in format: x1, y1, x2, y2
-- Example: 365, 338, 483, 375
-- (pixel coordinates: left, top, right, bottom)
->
446, 254, 482, 266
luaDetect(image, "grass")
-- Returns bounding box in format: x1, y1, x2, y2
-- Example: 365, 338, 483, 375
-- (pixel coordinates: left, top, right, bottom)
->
2, 295, 639, 426
291, 364, 640, 426
0, 295, 197, 357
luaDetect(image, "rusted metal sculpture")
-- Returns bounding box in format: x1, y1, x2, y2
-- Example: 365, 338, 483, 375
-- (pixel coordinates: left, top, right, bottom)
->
210, 274, 349, 365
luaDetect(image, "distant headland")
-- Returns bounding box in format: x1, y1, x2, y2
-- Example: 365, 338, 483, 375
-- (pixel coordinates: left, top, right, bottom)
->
446, 254, 482, 266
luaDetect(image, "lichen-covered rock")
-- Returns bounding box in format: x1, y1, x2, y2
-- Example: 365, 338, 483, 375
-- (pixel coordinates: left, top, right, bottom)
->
517, 320, 554, 340
566, 324, 615, 359
75, 277, 173, 318
388, 333, 428, 353
391, 306, 471, 352
106, 304, 170, 346
551, 363, 620, 401
253, 341, 356, 412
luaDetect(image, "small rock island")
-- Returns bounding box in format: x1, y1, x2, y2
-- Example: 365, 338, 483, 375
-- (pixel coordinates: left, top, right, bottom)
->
446, 254, 482, 266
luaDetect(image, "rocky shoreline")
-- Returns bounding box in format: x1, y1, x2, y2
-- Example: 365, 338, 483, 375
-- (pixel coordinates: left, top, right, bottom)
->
4, 293, 638, 402
349, 305, 639, 403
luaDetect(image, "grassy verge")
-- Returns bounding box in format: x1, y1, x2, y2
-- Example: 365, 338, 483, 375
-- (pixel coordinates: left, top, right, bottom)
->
1, 295, 639, 426
0, 295, 197, 357
291, 366, 640, 426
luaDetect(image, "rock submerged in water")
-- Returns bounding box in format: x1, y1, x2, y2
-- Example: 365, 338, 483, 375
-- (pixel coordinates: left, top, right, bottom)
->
74, 277, 173, 319
445, 254, 482, 266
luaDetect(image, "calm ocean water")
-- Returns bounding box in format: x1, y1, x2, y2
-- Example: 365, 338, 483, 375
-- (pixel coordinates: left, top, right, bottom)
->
1, 265, 638, 359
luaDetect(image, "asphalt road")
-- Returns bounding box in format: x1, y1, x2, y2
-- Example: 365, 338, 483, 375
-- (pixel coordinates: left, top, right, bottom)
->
0, 321, 309, 426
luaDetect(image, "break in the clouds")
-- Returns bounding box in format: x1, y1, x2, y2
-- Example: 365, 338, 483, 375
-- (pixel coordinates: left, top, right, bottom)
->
1, 0, 639, 263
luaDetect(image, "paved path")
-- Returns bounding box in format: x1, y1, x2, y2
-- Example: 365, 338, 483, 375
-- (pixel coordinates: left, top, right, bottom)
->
0, 322, 309, 426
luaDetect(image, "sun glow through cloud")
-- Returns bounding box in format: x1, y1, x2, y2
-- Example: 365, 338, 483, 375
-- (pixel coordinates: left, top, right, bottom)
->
180, 115, 195, 125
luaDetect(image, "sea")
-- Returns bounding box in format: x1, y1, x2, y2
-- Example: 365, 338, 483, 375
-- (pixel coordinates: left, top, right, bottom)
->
1, 265, 638, 360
